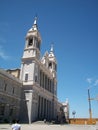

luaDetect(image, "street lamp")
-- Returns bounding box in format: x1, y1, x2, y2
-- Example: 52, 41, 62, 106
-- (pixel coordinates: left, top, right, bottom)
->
72, 110, 76, 119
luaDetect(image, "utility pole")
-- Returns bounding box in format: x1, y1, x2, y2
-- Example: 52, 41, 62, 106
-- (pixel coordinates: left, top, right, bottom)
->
88, 88, 92, 119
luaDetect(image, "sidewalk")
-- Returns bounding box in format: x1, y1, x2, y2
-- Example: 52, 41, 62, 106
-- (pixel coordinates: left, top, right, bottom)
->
0, 123, 97, 130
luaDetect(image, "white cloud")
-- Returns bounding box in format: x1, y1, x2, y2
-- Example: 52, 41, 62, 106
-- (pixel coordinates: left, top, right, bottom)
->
86, 78, 98, 88
0, 45, 10, 60
0, 23, 11, 60
94, 80, 98, 86
86, 78, 92, 84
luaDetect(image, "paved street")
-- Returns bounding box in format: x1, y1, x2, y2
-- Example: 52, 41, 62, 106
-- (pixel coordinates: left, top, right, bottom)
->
0, 124, 98, 130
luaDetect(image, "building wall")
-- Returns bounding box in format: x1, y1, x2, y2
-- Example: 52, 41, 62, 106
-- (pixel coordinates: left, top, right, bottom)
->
0, 69, 22, 123
20, 63, 58, 122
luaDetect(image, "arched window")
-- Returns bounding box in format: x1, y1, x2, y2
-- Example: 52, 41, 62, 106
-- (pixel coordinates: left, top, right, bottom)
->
49, 62, 52, 68
28, 38, 33, 46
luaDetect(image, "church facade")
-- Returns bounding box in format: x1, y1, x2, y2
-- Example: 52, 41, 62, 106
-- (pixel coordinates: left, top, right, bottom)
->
0, 17, 69, 123
19, 17, 58, 123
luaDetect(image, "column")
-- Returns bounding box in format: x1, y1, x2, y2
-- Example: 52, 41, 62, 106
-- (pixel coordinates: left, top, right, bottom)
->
52, 99, 54, 119
47, 100, 49, 120
45, 100, 47, 119
50, 79, 51, 92
42, 97, 44, 119
44, 98, 46, 118
45, 75, 46, 89
40, 70, 42, 87
48, 78, 49, 91
49, 101, 51, 120
46, 75, 47, 89
44, 74, 45, 89
42, 72, 44, 88
50, 101, 52, 120
38, 96, 41, 119
40, 97, 43, 119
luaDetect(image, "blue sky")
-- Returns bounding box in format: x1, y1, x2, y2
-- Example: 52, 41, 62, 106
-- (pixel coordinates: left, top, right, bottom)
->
0, 0, 98, 118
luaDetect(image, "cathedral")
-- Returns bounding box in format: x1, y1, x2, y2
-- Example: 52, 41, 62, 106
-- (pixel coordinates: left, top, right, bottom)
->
0, 17, 69, 123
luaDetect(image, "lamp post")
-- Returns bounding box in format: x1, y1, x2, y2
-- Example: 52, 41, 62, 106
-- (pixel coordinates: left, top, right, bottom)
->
88, 88, 92, 119
72, 110, 76, 119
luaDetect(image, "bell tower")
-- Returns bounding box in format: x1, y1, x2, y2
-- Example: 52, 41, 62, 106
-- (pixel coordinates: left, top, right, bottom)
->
23, 17, 41, 60
20, 17, 41, 84
48, 45, 57, 96
48, 45, 57, 78
19, 17, 42, 123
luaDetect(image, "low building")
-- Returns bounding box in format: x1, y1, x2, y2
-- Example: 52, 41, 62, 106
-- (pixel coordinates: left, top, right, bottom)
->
6, 69, 20, 78
0, 69, 22, 123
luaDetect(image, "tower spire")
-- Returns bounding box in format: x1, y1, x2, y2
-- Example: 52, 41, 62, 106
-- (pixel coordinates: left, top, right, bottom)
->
50, 44, 54, 52
34, 16, 37, 25
32, 16, 38, 31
